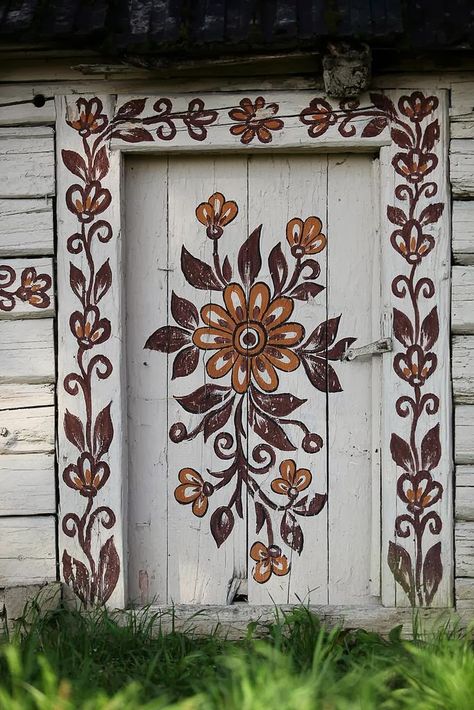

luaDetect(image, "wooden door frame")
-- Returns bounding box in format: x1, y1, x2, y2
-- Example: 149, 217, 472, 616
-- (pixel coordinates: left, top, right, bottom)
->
56, 90, 452, 612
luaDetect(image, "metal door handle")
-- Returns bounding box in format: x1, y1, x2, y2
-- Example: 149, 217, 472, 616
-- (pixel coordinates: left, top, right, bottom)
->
342, 337, 392, 361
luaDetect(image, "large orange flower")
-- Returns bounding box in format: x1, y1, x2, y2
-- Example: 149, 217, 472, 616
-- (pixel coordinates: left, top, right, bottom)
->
192, 282, 304, 393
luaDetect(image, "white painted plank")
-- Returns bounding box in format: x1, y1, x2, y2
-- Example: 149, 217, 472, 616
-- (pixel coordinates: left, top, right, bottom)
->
450, 82, 474, 139
455, 406, 474, 464
0, 199, 53, 256
0, 516, 56, 586
450, 140, 474, 198
456, 465, 474, 488
0, 96, 55, 126
456, 487, 474, 522
455, 577, 474, 607
327, 153, 378, 605
0, 258, 54, 318
0, 319, 54, 383
453, 337, 474, 404
453, 202, 474, 265
0, 383, 54, 410
455, 522, 474, 577
247, 154, 328, 606
0, 406, 54, 454
125, 156, 169, 606
0, 453, 55, 515
0, 127, 55, 198
452, 267, 474, 334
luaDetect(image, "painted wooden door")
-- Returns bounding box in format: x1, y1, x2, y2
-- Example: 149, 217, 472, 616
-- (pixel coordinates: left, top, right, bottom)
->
125, 152, 380, 606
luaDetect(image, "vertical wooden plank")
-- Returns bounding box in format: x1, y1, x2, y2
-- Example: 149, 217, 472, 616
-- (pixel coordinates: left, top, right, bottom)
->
247, 154, 328, 605
56, 95, 127, 607
381, 91, 452, 607
327, 153, 379, 604
165, 156, 248, 604
125, 156, 169, 605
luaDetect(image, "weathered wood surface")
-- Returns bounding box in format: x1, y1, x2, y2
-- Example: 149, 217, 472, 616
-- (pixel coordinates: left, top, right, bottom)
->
455, 522, 474, 577
0, 96, 55, 126
0, 383, 54, 410
455, 577, 474, 608
450, 140, 474, 198
0, 257, 54, 318
0, 516, 56, 586
455, 406, 474, 464
0, 127, 55, 198
450, 82, 474, 139
0, 406, 54, 454
0, 319, 54, 383
452, 267, 474, 334
456, 465, 474, 488
452, 202, 474, 265
0, 199, 54, 256
453, 337, 474, 404
456, 486, 474, 522
0, 453, 55, 515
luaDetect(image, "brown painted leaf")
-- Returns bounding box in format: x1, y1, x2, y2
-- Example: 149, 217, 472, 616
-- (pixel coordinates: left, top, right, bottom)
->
172, 345, 199, 380
370, 93, 396, 117
181, 246, 223, 291
390, 128, 413, 150
171, 291, 198, 329
268, 243, 288, 294
301, 316, 340, 351
211, 506, 234, 548
306, 493, 327, 516
387, 205, 407, 226
222, 255, 233, 282
92, 146, 109, 181
62, 551, 90, 605
62, 149, 87, 181
420, 307, 439, 351
421, 424, 441, 471
93, 403, 114, 459
248, 402, 296, 451
393, 308, 414, 347
93, 260, 112, 304
281, 511, 303, 554
422, 119, 440, 152
115, 98, 147, 120
64, 409, 85, 451
97, 535, 120, 603
251, 387, 306, 417
290, 282, 325, 301
300, 354, 343, 393
110, 127, 153, 143
390, 433, 414, 472
361, 116, 388, 137
255, 501, 266, 534
69, 263, 86, 303
176, 384, 231, 414
423, 541, 442, 606
238, 225, 262, 288
326, 337, 357, 360
145, 326, 191, 353
419, 203, 444, 226
387, 541, 415, 605
204, 399, 234, 442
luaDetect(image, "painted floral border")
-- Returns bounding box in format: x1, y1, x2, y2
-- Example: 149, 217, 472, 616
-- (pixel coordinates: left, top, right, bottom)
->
61, 91, 445, 607
0, 265, 51, 312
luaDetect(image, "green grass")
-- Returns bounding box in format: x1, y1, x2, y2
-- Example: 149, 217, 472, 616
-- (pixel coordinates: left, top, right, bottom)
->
0, 604, 473, 709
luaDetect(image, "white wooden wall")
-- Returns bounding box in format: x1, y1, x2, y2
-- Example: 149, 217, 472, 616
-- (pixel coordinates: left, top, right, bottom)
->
0, 60, 473, 619
0, 101, 56, 587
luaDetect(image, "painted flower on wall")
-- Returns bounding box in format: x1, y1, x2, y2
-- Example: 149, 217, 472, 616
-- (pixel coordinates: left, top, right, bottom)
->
229, 97, 284, 144
146, 192, 355, 583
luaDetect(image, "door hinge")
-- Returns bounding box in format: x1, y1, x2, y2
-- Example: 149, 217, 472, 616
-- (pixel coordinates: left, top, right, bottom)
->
342, 337, 392, 361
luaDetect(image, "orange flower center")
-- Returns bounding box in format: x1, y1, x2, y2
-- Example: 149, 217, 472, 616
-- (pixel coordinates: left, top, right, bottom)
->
233, 321, 267, 356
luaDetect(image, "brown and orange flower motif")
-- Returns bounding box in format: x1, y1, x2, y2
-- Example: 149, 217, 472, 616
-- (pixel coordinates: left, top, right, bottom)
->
193, 282, 303, 393
67, 98, 108, 137
66, 182, 112, 223
394, 344, 437, 387
286, 217, 327, 258
391, 220, 434, 264
250, 541, 289, 583
229, 97, 284, 144
174, 468, 214, 517
63, 453, 110, 498
196, 192, 238, 240
393, 149, 437, 184
398, 92, 439, 122
70, 306, 111, 349
271, 459, 312, 498
299, 98, 337, 138
16, 267, 52, 308
398, 472, 442, 514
